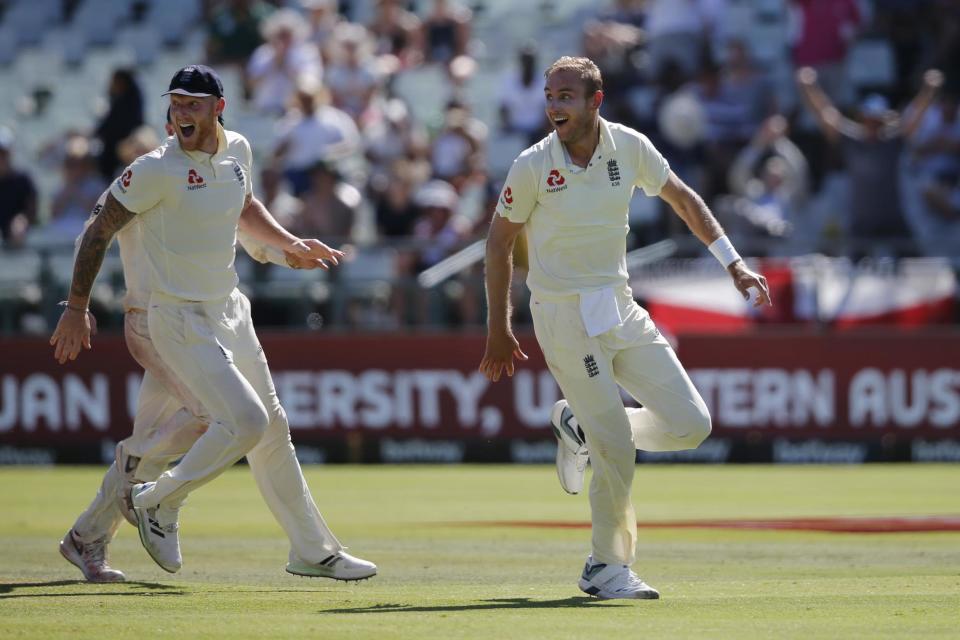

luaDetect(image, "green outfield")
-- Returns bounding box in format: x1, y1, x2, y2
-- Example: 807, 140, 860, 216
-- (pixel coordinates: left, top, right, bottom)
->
1, 464, 958, 639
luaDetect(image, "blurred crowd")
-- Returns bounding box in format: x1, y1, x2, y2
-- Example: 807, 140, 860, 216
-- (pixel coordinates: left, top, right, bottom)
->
1, 0, 959, 332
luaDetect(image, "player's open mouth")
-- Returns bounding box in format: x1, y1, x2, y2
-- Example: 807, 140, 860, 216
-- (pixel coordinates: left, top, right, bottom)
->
179, 123, 196, 138
552, 116, 569, 131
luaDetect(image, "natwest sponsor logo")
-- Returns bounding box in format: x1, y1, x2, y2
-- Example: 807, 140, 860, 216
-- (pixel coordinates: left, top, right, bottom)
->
187, 169, 207, 191
545, 169, 567, 192
116, 169, 133, 193
500, 186, 514, 209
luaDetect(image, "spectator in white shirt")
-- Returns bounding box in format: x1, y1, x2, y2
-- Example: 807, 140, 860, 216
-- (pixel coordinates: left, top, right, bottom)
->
325, 23, 381, 123
498, 44, 547, 145
430, 101, 486, 188
272, 77, 360, 195
247, 9, 323, 116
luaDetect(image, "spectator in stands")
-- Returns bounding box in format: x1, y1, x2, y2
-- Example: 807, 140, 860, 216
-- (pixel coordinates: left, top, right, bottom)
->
272, 77, 360, 195
247, 8, 323, 115
94, 69, 143, 180
723, 115, 810, 245
373, 159, 425, 239
430, 101, 485, 188
692, 56, 761, 201
580, 18, 646, 125
797, 66, 944, 248
368, 0, 423, 69
918, 172, 960, 255
364, 98, 431, 183
259, 166, 303, 230
295, 160, 362, 240
394, 179, 472, 324
0, 128, 37, 249
498, 44, 547, 145
206, 0, 273, 66
789, 0, 862, 108
411, 179, 468, 268
903, 91, 960, 255
907, 92, 960, 179
724, 39, 776, 126
325, 23, 381, 124
49, 136, 107, 240
644, 0, 720, 78
116, 125, 161, 167
597, 0, 646, 28
301, 0, 343, 63
422, 0, 472, 65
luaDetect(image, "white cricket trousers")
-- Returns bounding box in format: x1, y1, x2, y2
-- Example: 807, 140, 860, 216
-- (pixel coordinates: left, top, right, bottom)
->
530, 286, 711, 567
75, 290, 343, 563
73, 310, 208, 543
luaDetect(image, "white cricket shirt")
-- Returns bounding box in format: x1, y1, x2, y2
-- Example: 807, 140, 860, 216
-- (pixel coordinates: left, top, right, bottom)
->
495, 118, 670, 298
78, 183, 283, 312
110, 126, 254, 301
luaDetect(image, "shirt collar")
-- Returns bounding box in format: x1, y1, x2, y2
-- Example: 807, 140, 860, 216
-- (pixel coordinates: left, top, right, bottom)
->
179, 124, 228, 163
547, 117, 618, 169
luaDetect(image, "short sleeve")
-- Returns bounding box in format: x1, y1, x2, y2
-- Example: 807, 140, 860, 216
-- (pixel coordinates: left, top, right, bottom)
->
634, 133, 670, 197
110, 152, 165, 214
494, 153, 538, 224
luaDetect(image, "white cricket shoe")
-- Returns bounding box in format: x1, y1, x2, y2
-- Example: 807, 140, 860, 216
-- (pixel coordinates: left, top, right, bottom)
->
286, 550, 378, 581
115, 442, 140, 527
578, 556, 660, 600
131, 482, 182, 573
59, 529, 126, 583
551, 400, 589, 495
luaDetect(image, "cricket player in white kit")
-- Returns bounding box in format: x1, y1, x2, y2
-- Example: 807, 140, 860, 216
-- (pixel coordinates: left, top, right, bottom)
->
480, 57, 771, 600
59, 182, 321, 582
51, 65, 376, 581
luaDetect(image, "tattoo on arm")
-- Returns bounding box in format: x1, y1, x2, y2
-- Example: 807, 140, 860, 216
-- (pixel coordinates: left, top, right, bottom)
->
70, 193, 136, 300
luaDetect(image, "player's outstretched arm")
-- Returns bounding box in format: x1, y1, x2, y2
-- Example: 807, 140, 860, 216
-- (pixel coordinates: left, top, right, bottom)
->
238, 193, 344, 269
480, 214, 528, 382
50, 192, 136, 363
659, 172, 772, 308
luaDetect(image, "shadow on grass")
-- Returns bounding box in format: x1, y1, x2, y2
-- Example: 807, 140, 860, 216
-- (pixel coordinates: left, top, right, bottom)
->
324, 596, 608, 614
0, 580, 185, 599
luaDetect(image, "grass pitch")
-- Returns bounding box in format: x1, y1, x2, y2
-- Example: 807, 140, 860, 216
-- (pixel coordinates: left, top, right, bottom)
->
1, 464, 958, 639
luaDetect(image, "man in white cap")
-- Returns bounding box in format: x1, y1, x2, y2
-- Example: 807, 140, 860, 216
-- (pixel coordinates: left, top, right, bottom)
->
51, 65, 376, 581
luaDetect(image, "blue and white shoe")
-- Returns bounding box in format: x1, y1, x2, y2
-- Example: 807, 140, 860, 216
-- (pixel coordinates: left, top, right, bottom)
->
551, 400, 589, 495
578, 556, 660, 600
131, 482, 182, 573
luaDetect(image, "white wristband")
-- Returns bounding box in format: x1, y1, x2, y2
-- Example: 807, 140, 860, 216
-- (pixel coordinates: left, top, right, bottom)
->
708, 235, 742, 268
